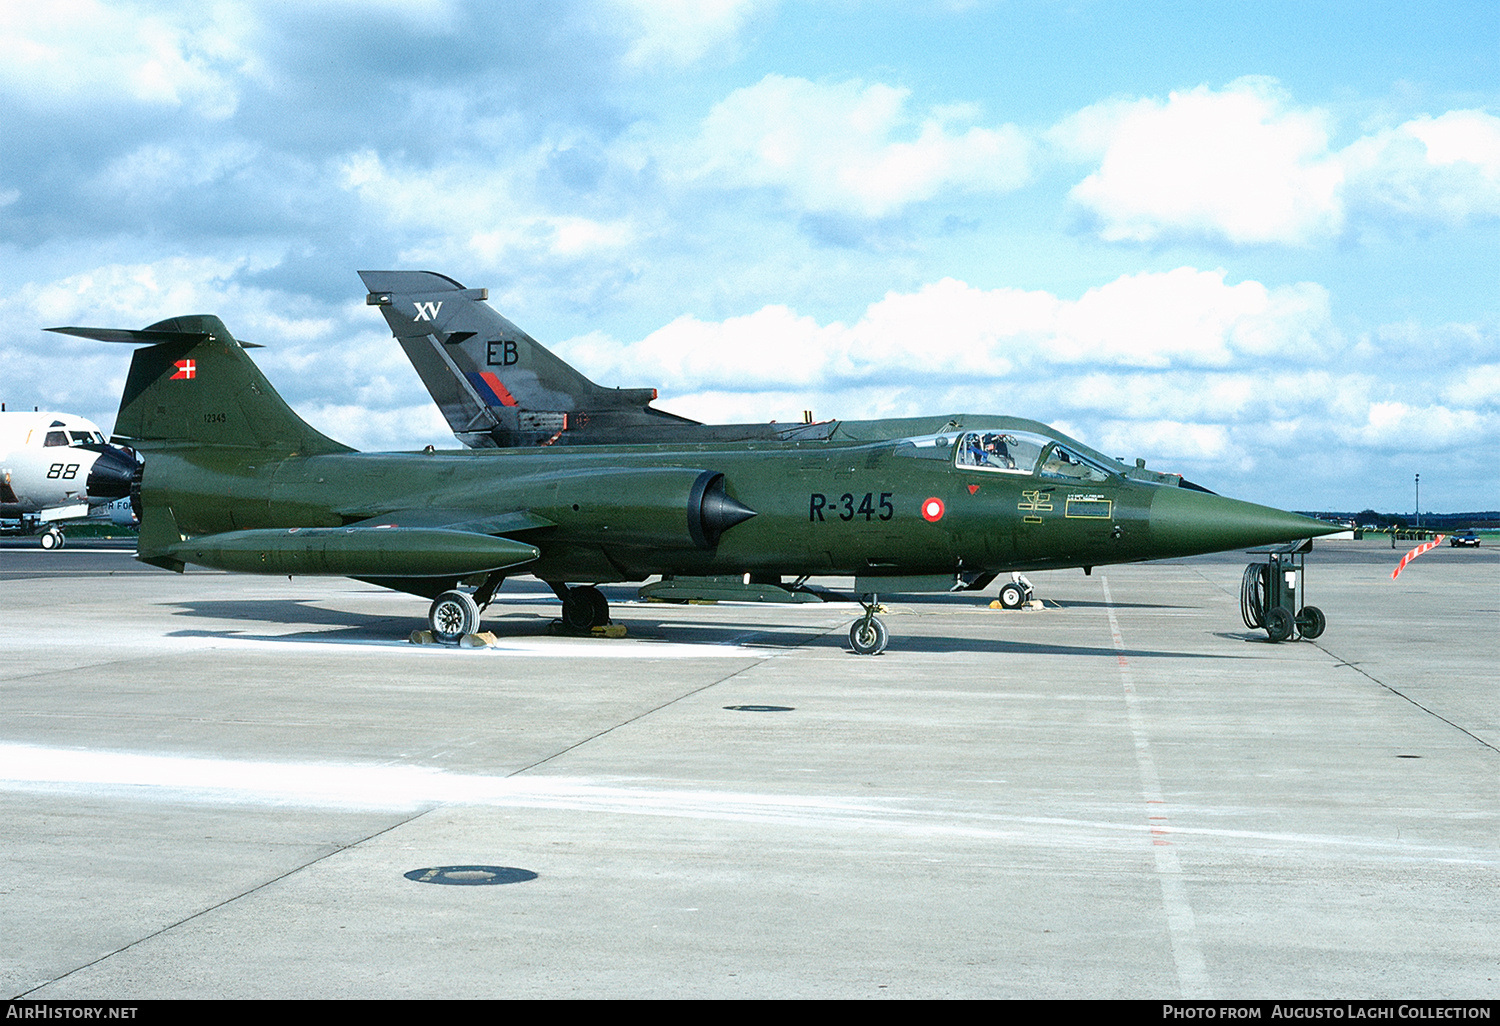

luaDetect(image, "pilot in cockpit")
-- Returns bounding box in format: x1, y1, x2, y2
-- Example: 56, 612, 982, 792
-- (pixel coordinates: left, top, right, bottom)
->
983, 433, 1018, 470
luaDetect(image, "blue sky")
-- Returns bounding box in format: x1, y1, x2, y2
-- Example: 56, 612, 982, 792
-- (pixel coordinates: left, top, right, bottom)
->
1, 1, 1496, 511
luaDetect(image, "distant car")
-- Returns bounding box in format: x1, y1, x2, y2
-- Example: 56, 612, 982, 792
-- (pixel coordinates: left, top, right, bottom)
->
1450, 533, 1481, 547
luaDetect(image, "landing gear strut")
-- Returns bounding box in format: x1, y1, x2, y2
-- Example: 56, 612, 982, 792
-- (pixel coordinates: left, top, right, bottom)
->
848, 594, 889, 655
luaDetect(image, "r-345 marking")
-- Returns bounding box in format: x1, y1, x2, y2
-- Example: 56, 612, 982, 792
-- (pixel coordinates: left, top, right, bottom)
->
809, 492, 894, 522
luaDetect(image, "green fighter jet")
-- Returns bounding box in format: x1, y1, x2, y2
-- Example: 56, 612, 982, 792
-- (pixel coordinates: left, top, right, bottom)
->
363, 268, 1240, 607
53, 313, 1338, 654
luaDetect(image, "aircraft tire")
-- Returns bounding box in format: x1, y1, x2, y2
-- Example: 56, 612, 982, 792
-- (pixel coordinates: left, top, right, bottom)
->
1265, 607, 1293, 643
848, 617, 889, 656
562, 586, 610, 630
997, 582, 1025, 609
1297, 605, 1326, 640
429, 590, 480, 643
39, 529, 63, 551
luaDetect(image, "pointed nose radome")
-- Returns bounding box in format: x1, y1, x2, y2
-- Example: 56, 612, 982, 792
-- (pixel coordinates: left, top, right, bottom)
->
1147, 487, 1340, 558
85, 446, 138, 501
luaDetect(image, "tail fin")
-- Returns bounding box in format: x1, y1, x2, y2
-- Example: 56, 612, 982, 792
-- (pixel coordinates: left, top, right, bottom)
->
359, 270, 690, 447
48, 315, 351, 456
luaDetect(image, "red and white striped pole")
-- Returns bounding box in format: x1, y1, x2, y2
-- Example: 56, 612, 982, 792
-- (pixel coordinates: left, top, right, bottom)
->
1391, 535, 1446, 580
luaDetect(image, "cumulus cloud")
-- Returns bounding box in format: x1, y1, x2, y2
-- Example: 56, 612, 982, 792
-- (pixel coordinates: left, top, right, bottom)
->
1091, 420, 1233, 463
1053, 78, 1500, 245
1343, 401, 1488, 450
0, 1, 260, 118
338, 149, 635, 266
561, 268, 1339, 395
1341, 109, 1500, 226
1442, 362, 1500, 407
18, 256, 253, 327
682, 74, 1032, 217
1052, 77, 1344, 245
607, 0, 773, 69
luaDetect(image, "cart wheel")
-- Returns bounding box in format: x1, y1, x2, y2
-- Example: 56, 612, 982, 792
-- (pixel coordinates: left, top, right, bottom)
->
1265, 607, 1293, 642
1297, 605, 1326, 640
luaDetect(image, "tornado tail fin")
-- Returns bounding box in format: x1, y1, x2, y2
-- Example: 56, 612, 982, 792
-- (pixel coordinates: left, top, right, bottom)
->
360, 270, 675, 447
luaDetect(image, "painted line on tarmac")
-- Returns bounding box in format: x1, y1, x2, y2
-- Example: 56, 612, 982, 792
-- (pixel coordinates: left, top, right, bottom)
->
1102, 574, 1212, 1000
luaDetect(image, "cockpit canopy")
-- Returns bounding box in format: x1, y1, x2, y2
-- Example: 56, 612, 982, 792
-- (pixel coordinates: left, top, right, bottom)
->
896, 430, 1118, 483
44, 428, 109, 447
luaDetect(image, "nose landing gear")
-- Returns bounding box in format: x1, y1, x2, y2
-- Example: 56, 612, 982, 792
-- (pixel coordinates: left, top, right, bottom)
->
849, 595, 889, 655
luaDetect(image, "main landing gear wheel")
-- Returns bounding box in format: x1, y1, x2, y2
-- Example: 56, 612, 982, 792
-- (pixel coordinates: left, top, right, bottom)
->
849, 616, 889, 656
429, 590, 480, 643
561, 585, 611, 630
997, 582, 1025, 609
1296, 605, 1326, 640
1264, 606, 1294, 643
39, 528, 65, 550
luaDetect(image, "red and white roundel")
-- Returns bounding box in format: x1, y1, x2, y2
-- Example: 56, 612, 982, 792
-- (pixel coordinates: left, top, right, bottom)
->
921, 497, 945, 522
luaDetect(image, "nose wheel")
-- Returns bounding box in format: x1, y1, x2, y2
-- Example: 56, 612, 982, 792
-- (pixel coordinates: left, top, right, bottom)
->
38, 528, 65, 550
848, 595, 889, 655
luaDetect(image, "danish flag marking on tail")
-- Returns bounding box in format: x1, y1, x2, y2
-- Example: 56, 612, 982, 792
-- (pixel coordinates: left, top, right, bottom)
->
170, 359, 196, 380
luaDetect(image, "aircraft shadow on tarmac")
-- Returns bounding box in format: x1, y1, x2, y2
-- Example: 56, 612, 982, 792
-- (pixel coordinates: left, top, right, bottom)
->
160, 597, 1240, 659
163, 598, 406, 629
801, 632, 1243, 659
1211, 630, 1304, 645
163, 606, 826, 650
1043, 598, 1192, 610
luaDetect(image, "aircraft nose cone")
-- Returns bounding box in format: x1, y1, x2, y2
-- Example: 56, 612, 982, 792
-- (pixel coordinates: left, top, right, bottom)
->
1148, 486, 1339, 557
86, 446, 138, 500
693, 472, 757, 548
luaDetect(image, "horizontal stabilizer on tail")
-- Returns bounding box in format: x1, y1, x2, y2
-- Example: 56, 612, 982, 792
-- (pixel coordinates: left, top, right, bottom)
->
56, 315, 348, 456
49, 325, 263, 347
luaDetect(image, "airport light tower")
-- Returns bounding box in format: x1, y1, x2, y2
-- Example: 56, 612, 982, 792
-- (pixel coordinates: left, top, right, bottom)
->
1415, 473, 1421, 532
